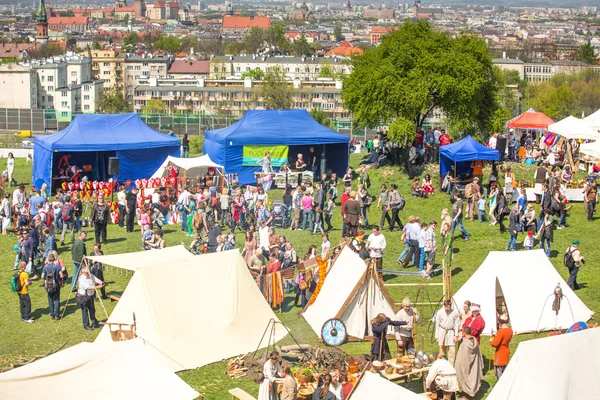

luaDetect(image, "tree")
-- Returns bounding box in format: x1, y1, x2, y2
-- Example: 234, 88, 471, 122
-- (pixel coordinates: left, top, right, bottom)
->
528, 82, 575, 120
98, 88, 128, 114
1, 57, 19, 65
154, 35, 181, 53
224, 41, 245, 56
261, 66, 294, 110
92, 41, 103, 50
142, 99, 169, 114
490, 107, 512, 133
241, 69, 264, 80
310, 108, 334, 129
123, 32, 139, 50
266, 24, 285, 47
334, 23, 343, 42
576, 40, 597, 64
291, 34, 313, 57
387, 118, 416, 145
243, 27, 265, 54
27, 43, 64, 59
342, 21, 501, 137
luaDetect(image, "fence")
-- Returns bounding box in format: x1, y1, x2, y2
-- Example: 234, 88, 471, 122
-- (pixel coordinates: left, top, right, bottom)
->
0, 108, 363, 137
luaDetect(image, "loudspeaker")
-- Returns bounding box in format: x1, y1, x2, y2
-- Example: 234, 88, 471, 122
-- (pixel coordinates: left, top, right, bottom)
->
496, 136, 507, 157
108, 157, 120, 175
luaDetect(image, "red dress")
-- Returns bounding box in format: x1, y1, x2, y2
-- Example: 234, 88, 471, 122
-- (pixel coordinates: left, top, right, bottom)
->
463, 315, 485, 344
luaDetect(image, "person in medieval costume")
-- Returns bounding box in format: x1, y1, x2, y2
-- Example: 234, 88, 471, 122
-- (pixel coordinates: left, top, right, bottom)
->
426, 354, 459, 400
370, 313, 406, 361
462, 303, 485, 344
435, 299, 461, 365
394, 297, 420, 356
455, 327, 484, 399
258, 351, 281, 400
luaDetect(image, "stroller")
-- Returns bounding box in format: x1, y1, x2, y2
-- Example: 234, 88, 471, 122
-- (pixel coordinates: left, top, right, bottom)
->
271, 200, 288, 228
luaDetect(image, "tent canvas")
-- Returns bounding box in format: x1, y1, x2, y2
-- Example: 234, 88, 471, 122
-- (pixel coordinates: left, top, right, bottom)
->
349, 371, 424, 400
487, 328, 600, 400
33, 114, 180, 190
548, 116, 600, 140
580, 141, 600, 160
507, 110, 554, 129
451, 249, 593, 335
86, 245, 197, 272
0, 339, 198, 400
95, 249, 288, 371
302, 247, 396, 340
439, 135, 500, 176
584, 108, 600, 130
151, 154, 224, 179
204, 110, 350, 184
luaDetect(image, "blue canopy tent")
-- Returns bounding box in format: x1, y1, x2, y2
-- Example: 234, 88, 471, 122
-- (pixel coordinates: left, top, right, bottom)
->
439, 135, 500, 177
33, 114, 180, 191
204, 110, 350, 184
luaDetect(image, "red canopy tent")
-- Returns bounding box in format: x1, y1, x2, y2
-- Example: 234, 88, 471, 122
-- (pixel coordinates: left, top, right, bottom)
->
507, 110, 554, 129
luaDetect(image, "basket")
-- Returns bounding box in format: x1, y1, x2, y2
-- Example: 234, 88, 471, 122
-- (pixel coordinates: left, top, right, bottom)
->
372, 361, 386, 371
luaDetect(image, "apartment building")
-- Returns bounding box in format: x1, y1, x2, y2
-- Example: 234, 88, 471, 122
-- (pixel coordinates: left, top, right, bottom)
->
86, 49, 126, 92
124, 54, 172, 101
0, 54, 104, 116
210, 55, 351, 81
132, 77, 346, 118
493, 57, 594, 82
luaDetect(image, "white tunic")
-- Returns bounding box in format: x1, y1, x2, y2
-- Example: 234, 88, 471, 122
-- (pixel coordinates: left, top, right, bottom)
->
257, 360, 280, 400
426, 358, 459, 393
435, 309, 461, 346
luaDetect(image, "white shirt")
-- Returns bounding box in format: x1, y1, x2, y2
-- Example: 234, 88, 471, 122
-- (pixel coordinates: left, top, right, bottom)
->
151, 192, 160, 204
259, 226, 269, 251
117, 191, 126, 206
434, 129, 441, 144
367, 233, 386, 258
329, 383, 343, 400
7, 157, 14, 172
426, 358, 459, 393
177, 190, 191, 206
321, 240, 331, 258
12, 189, 25, 205
489, 136, 497, 149
77, 273, 102, 296
435, 309, 461, 346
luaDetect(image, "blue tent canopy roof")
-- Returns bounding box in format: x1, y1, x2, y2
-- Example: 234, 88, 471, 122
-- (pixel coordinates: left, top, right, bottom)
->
32, 114, 180, 191
439, 135, 499, 176
205, 110, 350, 146
34, 113, 180, 152
204, 110, 350, 185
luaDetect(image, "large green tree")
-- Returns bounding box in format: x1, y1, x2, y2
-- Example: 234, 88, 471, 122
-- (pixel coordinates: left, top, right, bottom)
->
310, 108, 334, 129
342, 21, 501, 142
576, 40, 597, 64
334, 23, 343, 42
261, 66, 294, 110
154, 35, 181, 53
142, 99, 169, 114
98, 88, 128, 114
243, 27, 265, 54
291, 34, 314, 57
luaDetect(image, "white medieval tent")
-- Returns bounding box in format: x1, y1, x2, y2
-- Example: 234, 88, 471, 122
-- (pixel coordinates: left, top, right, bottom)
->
0, 339, 199, 400
302, 246, 397, 340
451, 249, 593, 335
91, 248, 288, 371
487, 328, 600, 400
151, 154, 224, 179
348, 370, 424, 400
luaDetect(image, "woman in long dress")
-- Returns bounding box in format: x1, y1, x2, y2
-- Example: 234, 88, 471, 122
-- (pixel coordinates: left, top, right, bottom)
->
6, 152, 16, 187
258, 351, 281, 400
243, 231, 256, 266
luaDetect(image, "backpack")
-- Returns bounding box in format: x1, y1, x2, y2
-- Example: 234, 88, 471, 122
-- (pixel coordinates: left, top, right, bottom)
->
564, 248, 576, 269
61, 203, 73, 221
11, 271, 23, 293
44, 263, 58, 293
396, 194, 406, 211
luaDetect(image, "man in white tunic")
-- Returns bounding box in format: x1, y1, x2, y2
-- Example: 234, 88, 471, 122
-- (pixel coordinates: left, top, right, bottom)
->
435, 299, 461, 365
426, 354, 459, 400
394, 296, 419, 356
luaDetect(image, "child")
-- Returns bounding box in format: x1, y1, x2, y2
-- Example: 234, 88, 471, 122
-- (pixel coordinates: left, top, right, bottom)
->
313, 206, 324, 234
477, 196, 488, 223
524, 231, 534, 250
321, 233, 331, 258
142, 224, 154, 250
324, 193, 334, 231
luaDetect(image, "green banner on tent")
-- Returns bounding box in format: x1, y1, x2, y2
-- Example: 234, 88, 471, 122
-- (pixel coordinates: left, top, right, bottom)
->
242, 146, 289, 167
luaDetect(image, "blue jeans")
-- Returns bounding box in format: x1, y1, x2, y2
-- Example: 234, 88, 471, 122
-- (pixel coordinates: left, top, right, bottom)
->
47, 290, 60, 317
451, 216, 470, 239
302, 210, 314, 232
71, 262, 81, 292
182, 146, 189, 158
419, 247, 426, 271
507, 235, 517, 251
361, 207, 369, 227
397, 242, 410, 262
558, 213, 567, 227
540, 238, 551, 257
75, 215, 81, 232
180, 209, 188, 231
478, 210, 488, 222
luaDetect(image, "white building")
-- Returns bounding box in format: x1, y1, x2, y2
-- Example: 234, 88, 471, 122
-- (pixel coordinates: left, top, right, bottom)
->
0, 64, 38, 109
0, 53, 104, 116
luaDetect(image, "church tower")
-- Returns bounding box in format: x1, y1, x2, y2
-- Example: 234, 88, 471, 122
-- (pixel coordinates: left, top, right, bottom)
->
35, 0, 48, 44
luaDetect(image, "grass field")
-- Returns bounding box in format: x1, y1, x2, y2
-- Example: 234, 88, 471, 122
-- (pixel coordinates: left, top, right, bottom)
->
0, 154, 597, 399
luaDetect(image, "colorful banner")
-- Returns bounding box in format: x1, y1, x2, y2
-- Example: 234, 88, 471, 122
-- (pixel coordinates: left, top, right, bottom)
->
242, 145, 289, 167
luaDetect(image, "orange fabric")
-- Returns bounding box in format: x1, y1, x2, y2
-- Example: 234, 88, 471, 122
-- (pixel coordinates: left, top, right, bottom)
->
470, 160, 484, 176
306, 253, 328, 307
490, 327, 513, 366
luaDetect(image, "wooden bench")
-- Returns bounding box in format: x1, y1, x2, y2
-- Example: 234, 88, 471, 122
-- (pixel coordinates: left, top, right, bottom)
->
228, 388, 257, 400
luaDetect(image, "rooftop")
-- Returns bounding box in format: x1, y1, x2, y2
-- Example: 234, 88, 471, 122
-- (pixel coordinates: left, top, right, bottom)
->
221, 15, 271, 29
492, 58, 525, 64
168, 60, 210, 74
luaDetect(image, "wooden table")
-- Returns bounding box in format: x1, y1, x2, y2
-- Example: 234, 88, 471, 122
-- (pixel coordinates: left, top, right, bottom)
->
356, 359, 431, 392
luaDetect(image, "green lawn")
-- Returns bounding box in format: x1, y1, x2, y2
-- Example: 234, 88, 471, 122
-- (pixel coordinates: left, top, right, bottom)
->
0, 155, 597, 399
